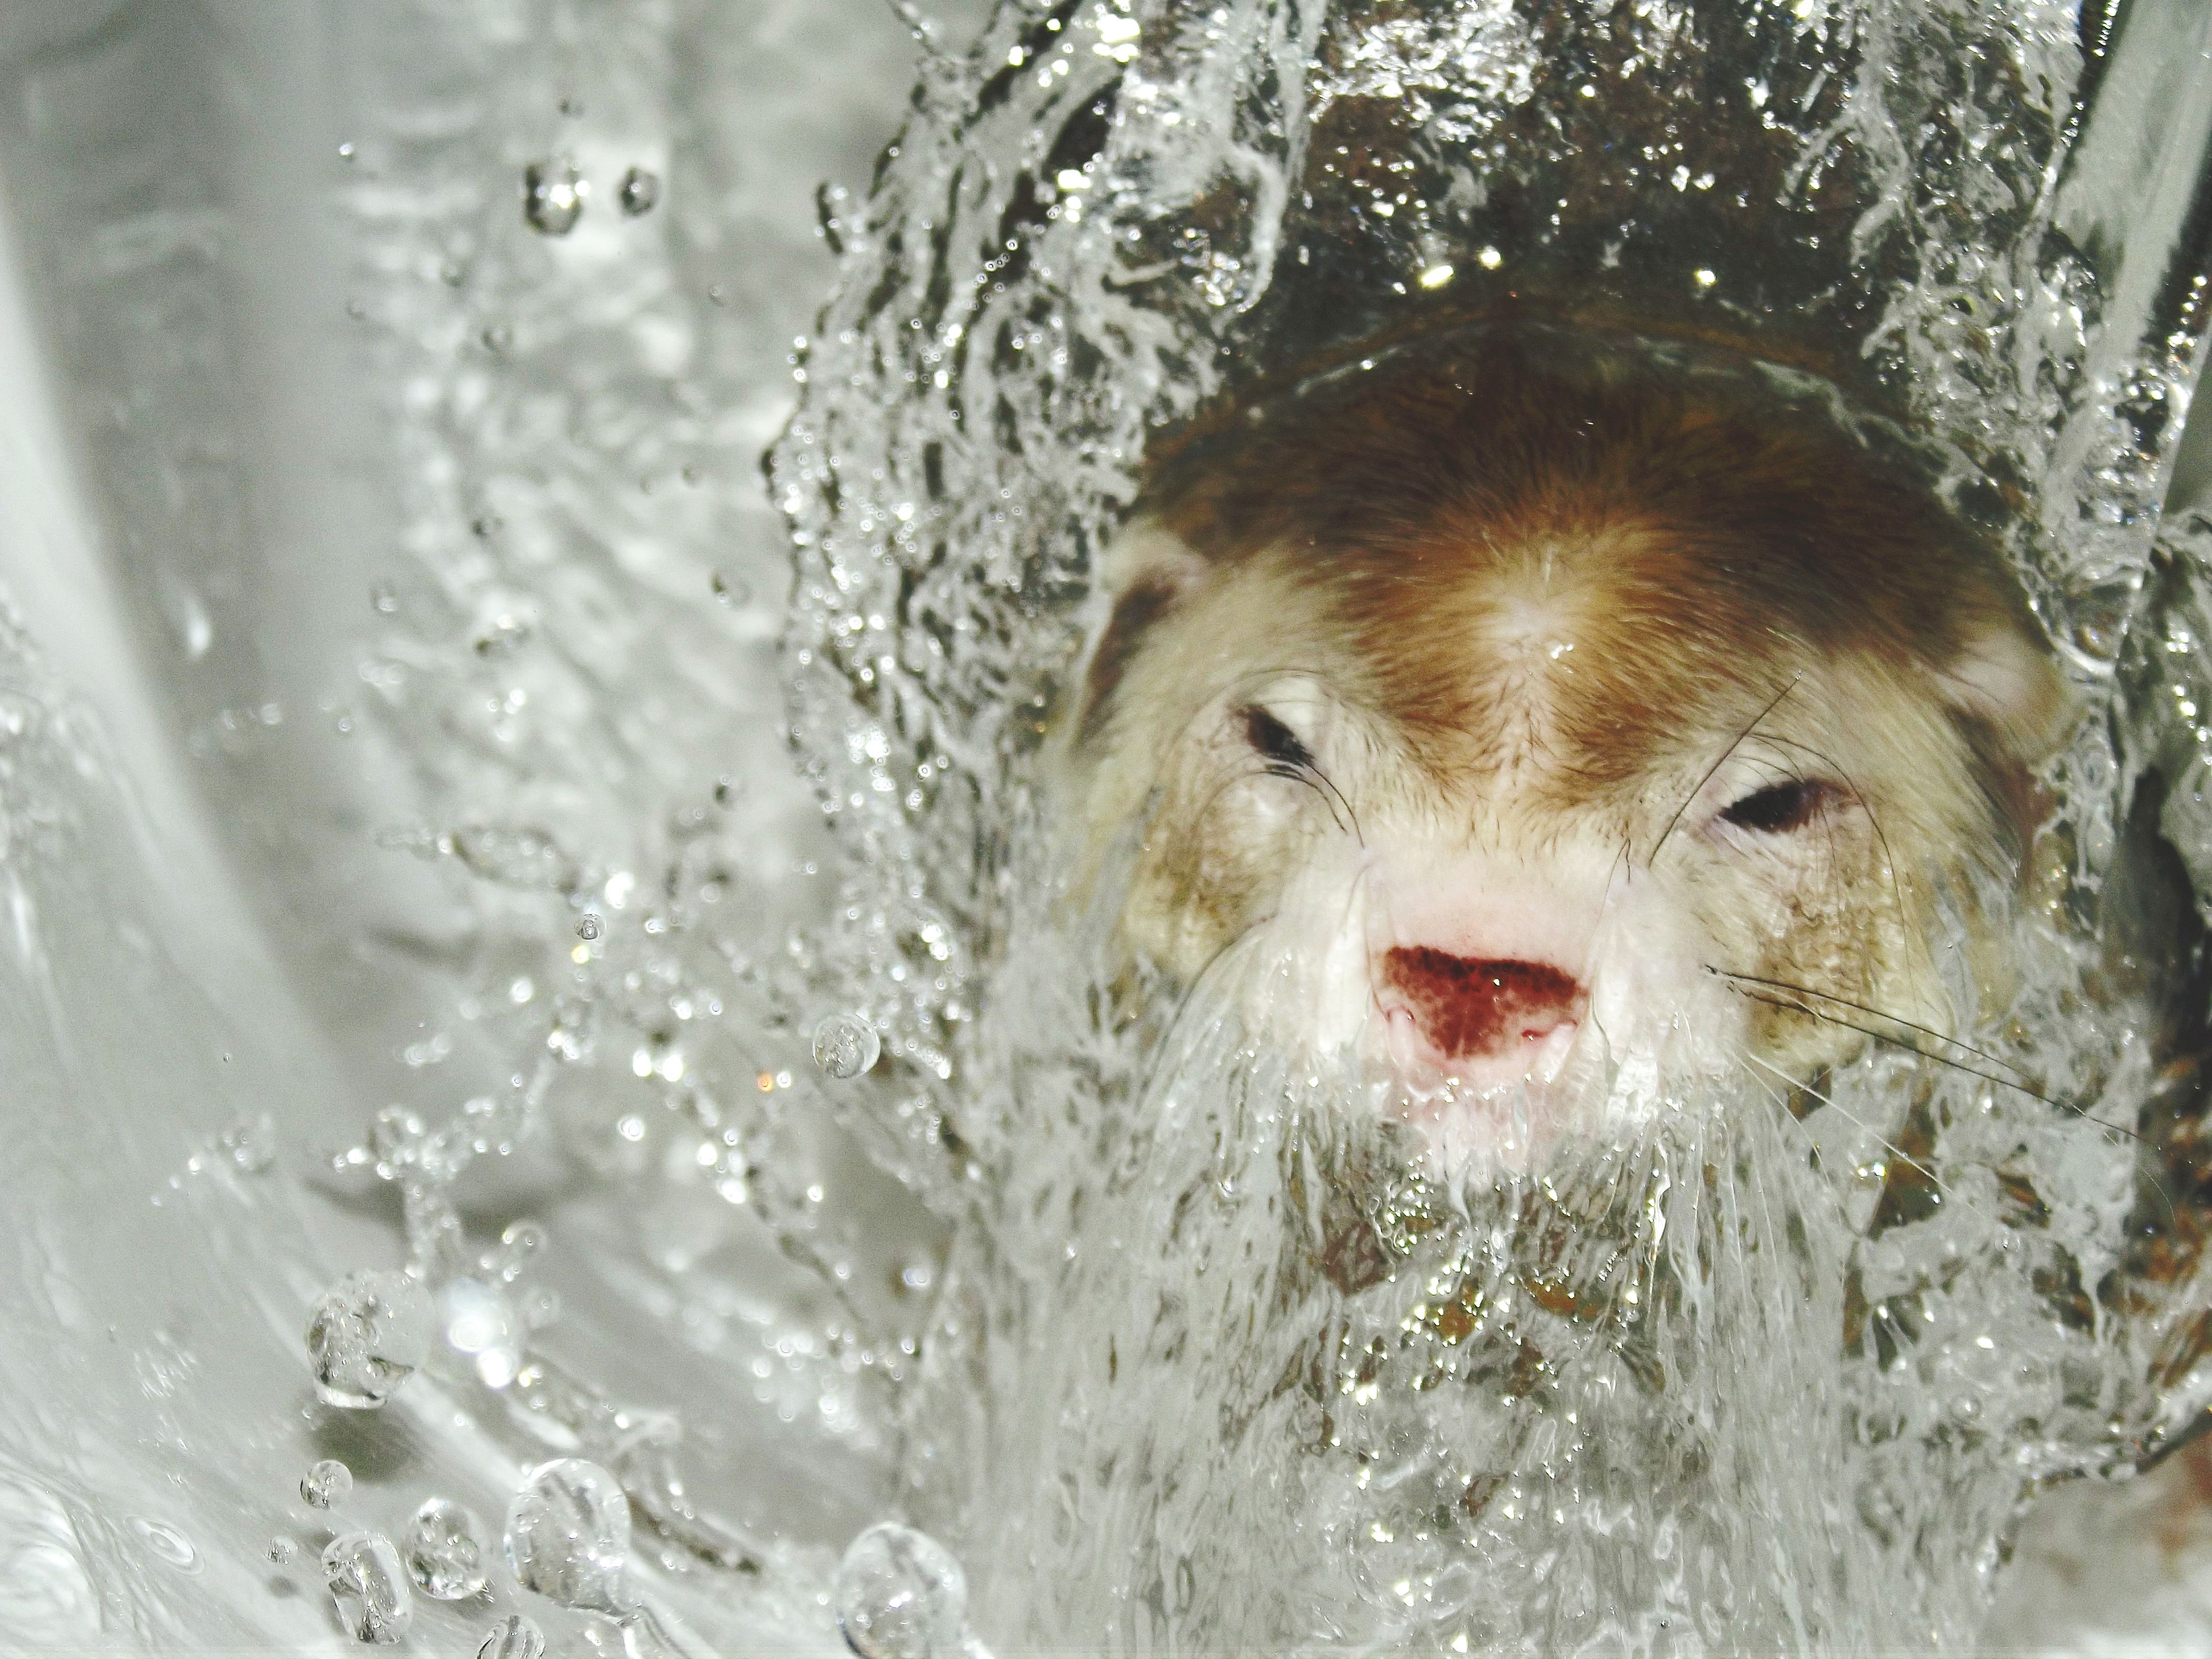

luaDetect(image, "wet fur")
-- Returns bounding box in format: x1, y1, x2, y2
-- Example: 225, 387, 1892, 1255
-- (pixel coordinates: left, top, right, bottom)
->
1056, 324, 2068, 1121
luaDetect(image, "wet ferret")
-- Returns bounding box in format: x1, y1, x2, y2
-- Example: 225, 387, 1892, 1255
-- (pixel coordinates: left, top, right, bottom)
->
1058, 325, 2069, 1156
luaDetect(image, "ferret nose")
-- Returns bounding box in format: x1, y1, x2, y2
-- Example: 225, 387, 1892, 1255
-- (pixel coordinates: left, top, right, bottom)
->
1380, 947, 1585, 1062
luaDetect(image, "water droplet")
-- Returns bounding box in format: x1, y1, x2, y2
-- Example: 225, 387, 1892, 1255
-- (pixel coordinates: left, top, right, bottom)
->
476, 1613, 547, 1659
301, 1459, 354, 1509
219, 1113, 276, 1173
404, 1498, 489, 1600
503, 1458, 631, 1612
471, 514, 505, 539
322, 1531, 413, 1644
576, 913, 603, 941
487, 1219, 547, 1283
711, 570, 751, 608
304, 1270, 436, 1408
440, 1276, 525, 1389
269, 1535, 299, 1565
834, 1523, 972, 1659
127, 1517, 198, 1571
523, 159, 584, 236
369, 580, 400, 615
482, 323, 513, 354
619, 167, 660, 216
812, 1013, 881, 1079
337, 141, 356, 161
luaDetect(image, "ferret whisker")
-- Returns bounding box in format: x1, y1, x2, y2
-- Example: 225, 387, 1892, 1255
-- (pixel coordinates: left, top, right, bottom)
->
1743, 1057, 2008, 1239
1714, 972, 2146, 1145
1651, 675, 1801, 860
1144, 913, 1279, 1094
1739, 1051, 1998, 1232
1262, 760, 1362, 843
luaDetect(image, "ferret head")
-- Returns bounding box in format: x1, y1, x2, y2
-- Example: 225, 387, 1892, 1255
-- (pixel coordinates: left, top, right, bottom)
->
1059, 326, 2068, 1160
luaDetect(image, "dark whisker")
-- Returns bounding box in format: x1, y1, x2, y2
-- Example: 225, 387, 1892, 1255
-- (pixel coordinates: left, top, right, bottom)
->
1652, 676, 1801, 860
1738, 1052, 1996, 1230
1712, 973, 2146, 1144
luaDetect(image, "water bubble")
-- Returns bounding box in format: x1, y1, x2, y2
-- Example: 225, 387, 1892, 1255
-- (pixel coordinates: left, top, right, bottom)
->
404, 1498, 489, 1600
321, 1531, 413, 1644
711, 569, 751, 608
576, 913, 603, 941
440, 1276, 525, 1389
619, 167, 660, 216
523, 159, 584, 236
476, 1613, 547, 1659
301, 1459, 354, 1509
833, 1523, 972, 1659
304, 1270, 436, 1408
127, 1517, 198, 1571
219, 1113, 276, 1173
503, 1458, 631, 1612
268, 1535, 299, 1566
812, 1013, 881, 1079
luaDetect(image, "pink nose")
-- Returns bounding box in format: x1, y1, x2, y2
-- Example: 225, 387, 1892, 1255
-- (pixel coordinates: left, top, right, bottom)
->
1381, 948, 1584, 1061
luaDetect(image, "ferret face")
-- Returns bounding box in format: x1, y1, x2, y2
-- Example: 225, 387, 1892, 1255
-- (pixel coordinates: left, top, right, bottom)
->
1060, 328, 2066, 1160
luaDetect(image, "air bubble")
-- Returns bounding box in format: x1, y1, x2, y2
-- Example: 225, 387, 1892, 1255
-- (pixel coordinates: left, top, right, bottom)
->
300, 1459, 353, 1509
304, 1269, 435, 1408
404, 1498, 489, 1600
523, 159, 585, 236
268, 1535, 299, 1565
321, 1531, 413, 1644
503, 1458, 631, 1612
711, 569, 751, 608
812, 1013, 881, 1079
577, 912, 603, 941
619, 167, 661, 216
834, 1523, 974, 1659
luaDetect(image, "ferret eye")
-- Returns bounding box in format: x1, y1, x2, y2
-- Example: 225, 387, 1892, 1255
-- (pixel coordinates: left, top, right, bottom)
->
1241, 704, 1315, 771
1718, 779, 1835, 834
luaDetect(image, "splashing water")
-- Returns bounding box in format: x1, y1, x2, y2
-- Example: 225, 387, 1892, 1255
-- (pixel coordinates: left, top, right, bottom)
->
761, 0, 2212, 1651
2, 0, 2205, 1653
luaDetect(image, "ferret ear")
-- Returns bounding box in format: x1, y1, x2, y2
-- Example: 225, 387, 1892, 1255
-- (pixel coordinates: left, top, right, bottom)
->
1939, 621, 2075, 762
1097, 516, 1213, 603
1075, 518, 1214, 742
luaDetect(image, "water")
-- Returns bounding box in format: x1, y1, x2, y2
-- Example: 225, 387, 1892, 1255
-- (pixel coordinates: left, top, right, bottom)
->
476, 1612, 548, 1659
300, 1460, 354, 1511
406, 1497, 492, 1600
503, 1458, 633, 1613
321, 1530, 414, 1644
769, 0, 2212, 1648
0, 0, 2207, 1653
305, 1271, 437, 1409
834, 1522, 980, 1659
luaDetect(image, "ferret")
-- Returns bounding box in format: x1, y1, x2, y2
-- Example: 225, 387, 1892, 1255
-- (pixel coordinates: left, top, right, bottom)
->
1057, 322, 2070, 1159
